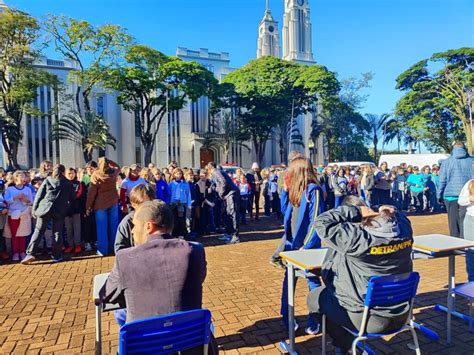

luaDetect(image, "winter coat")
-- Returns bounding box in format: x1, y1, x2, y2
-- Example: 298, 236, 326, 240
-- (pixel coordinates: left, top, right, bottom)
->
33, 176, 75, 219
437, 147, 473, 199
86, 169, 119, 211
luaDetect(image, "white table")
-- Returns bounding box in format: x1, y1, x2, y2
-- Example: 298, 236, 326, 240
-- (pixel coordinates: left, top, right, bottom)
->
92, 272, 122, 355
279, 249, 328, 354
412, 234, 474, 344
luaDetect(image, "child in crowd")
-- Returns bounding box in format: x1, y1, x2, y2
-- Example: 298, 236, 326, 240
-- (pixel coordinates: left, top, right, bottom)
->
119, 164, 147, 215
407, 166, 425, 213
270, 175, 281, 218
114, 184, 155, 253
236, 174, 250, 224
394, 167, 408, 211
3, 171, 33, 261
261, 169, 271, 217
65, 168, 86, 253
153, 168, 170, 203
169, 168, 191, 237
0, 193, 9, 260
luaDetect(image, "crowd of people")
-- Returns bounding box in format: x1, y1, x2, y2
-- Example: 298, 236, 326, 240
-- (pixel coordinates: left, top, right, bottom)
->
0, 141, 472, 354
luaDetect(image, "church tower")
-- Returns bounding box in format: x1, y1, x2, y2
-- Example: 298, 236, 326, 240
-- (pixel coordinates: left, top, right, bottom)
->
256, 0, 280, 58
282, 0, 314, 64
0, 0, 8, 11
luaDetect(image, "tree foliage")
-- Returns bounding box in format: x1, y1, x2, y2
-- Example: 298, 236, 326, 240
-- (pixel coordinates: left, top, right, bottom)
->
223, 56, 339, 165
395, 47, 474, 153
105, 44, 217, 164
51, 111, 116, 163
0, 8, 57, 168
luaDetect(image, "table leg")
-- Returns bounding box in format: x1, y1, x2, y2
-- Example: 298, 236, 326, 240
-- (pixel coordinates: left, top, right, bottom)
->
288, 263, 296, 354
447, 255, 455, 344
95, 303, 102, 355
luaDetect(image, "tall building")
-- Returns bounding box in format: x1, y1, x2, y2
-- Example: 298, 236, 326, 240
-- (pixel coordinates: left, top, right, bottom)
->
282, 0, 315, 64
256, 0, 280, 58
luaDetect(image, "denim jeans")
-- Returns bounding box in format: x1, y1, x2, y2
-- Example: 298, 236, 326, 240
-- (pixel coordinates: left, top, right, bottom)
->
335, 195, 344, 208
95, 204, 119, 256
464, 214, 474, 282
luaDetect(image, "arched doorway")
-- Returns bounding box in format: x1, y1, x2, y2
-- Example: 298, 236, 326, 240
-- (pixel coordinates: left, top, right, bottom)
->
200, 148, 215, 168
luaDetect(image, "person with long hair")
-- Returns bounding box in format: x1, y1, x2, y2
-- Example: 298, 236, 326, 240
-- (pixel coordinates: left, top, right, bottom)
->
22, 165, 75, 264
278, 157, 325, 335
357, 164, 375, 207
64, 168, 86, 254
84, 157, 120, 256
333, 168, 348, 208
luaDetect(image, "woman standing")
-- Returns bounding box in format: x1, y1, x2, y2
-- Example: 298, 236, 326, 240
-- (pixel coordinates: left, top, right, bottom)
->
3, 171, 33, 261
85, 158, 120, 256
64, 168, 86, 254
373, 161, 392, 205
22, 165, 75, 264
279, 157, 325, 335
333, 168, 348, 208
357, 164, 375, 207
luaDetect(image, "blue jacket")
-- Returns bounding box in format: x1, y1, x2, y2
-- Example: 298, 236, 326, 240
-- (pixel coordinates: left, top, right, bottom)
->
155, 179, 170, 204
437, 147, 473, 199
281, 183, 325, 251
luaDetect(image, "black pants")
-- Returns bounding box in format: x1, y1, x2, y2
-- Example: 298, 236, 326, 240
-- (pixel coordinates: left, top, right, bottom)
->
249, 190, 260, 219
27, 213, 65, 259
307, 287, 408, 352
224, 194, 239, 238
82, 213, 97, 244
444, 199, 467, 238
326, 192, 335, 210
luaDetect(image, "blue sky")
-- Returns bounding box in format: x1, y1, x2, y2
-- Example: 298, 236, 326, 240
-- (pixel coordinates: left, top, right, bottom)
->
8, 0, 474, 119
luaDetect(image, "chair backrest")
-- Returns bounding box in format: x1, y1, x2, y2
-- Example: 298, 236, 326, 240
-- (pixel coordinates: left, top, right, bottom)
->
364, 272, 420, 308
119, 309, 212, 355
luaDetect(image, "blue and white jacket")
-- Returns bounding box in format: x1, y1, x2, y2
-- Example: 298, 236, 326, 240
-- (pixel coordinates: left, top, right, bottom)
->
281, 183, 325, 251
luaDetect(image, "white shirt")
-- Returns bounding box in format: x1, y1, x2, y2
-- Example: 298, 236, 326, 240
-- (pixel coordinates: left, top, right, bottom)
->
4, 185, 33, 219
458, 179, 474, 217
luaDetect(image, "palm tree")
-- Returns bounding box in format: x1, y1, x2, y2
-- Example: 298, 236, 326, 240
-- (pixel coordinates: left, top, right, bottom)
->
51, 111, 116, 163
383, 115, 403, 153
365, 113, 390, 161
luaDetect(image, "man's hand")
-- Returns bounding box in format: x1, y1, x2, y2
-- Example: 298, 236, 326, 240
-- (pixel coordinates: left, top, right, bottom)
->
360, 206, 379, 218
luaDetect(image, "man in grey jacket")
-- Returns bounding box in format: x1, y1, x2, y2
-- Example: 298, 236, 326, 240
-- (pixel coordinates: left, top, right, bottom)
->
307, 203, 413, 353
437, 141, 473, 238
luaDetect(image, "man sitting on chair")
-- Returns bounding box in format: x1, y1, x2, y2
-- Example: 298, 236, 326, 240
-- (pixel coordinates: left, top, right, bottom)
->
307, 198, 413, 354
99, 200, 217, 354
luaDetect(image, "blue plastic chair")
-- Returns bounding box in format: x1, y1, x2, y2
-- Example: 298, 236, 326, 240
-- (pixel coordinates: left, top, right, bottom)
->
322, 272, 421, 354
118, 309, 212, 355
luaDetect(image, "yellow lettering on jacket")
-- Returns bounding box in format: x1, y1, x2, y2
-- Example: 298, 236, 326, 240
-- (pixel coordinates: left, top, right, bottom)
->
369, 240, 413, 255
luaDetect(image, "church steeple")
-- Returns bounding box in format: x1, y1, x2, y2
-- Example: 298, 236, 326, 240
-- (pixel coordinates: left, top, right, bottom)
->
282, 0, 314, 64
0, 0, 8, 11
256, 0, 280, 58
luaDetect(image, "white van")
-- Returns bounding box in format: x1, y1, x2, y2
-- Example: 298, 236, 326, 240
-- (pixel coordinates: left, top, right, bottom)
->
378, 154, 449, 169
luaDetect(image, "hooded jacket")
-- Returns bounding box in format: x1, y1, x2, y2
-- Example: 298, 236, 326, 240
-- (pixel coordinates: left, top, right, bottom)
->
33, 176, 75, 219
437, 147, 473, 199
314, 206, 413, 315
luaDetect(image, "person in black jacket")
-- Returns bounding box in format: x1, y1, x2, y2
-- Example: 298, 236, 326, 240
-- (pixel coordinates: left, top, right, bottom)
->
22, 164, 75, 264
206, 162, 240, 244
64, 168, 86, 254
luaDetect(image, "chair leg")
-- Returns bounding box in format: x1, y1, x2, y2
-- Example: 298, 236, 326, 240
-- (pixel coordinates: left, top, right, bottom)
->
352, 337, 361, 355
203, 344, 209, 355
322, 314, 326, 354
409, 322, 421, 355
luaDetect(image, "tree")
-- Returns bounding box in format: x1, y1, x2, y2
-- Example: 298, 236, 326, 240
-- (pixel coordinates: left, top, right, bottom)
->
44, 15, 132, 160
105, 45, 217, 164
223, 56, 339, 165
395, 47, 474, 154
0, 8, 57, 168
51, 112, 116, 162
365, 113, 390, 161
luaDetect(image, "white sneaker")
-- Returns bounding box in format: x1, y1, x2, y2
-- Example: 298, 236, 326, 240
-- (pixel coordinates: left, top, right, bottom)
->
12, 253, 19, 261
20, 252, 26, 260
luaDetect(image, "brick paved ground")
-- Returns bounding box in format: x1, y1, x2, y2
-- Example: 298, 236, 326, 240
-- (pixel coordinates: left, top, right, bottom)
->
0, 213, 473, 354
